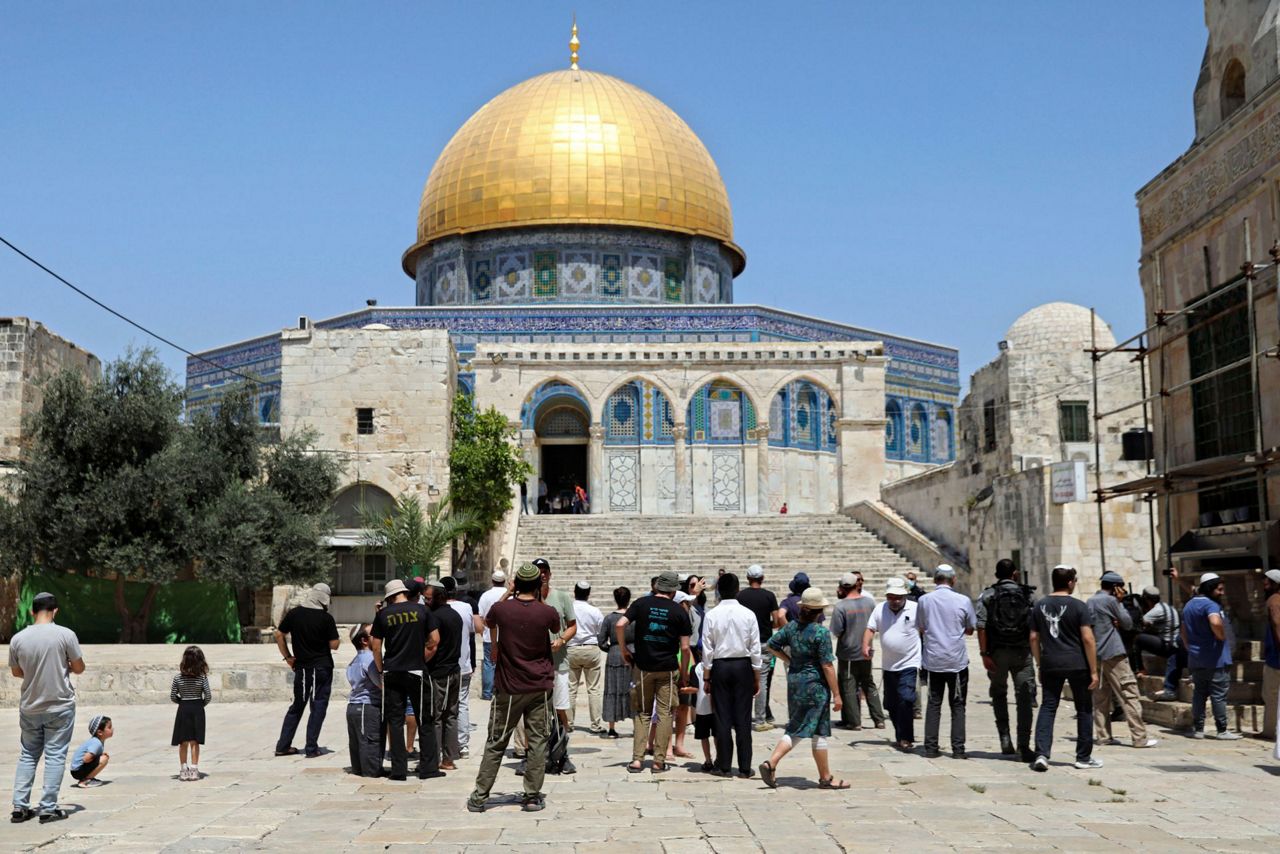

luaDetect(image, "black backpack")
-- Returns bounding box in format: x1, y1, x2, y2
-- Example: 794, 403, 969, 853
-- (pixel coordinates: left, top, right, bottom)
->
987, 583, 1032, 647
544, 714, 571, 774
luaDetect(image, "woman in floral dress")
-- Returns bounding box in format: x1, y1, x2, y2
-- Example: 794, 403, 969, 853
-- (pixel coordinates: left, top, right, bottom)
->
759, 586, 849, 789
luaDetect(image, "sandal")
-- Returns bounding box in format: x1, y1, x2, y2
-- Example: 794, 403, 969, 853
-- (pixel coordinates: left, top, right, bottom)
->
38, 809, 67, 823
626, 762, 644, 774
759, 760, 777, 789
274, 747, 299, 757
10, 807, 35, 824
650, 762, 668, 774
818, 777, 850, 790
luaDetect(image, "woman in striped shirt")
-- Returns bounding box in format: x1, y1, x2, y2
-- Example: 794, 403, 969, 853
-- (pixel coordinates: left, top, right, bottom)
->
170, 645, 212, 781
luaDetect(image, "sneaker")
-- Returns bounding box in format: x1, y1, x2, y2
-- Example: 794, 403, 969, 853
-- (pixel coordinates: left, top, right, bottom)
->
1189, 730, 1206, 739
1020, 749, 1036, 764
1154, 691, 1177, 701
1073, 757, 1104, 770
76, 778, 106, 789
1135, 738, 1159, 749
560, 760, 577, 775
1031, 755, 1049, 772
178, 766, 191, 781
1215, 731, 1243, 740
952, 750, 968, 760
874, 721, 886, 729
459, 747, 470, 759
752, 722, 772, 732
466, 798, 486, 813
923, 748, 941, 759
522, 795, 546, 812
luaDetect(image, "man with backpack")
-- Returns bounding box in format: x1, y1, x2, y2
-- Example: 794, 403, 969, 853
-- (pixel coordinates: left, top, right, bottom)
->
975, 558, 1037, 762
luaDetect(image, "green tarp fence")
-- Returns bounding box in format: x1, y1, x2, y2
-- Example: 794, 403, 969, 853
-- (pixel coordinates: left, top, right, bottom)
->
15, 573, 242, 644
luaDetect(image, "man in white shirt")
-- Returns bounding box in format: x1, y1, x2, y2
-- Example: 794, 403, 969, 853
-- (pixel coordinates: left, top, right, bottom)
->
702, 573, 763, 777
445, 577, 484, 759
567, 581, 605, 733
477, 570, 507, 701
864, 578, 921, 751
916, 564, 977, 759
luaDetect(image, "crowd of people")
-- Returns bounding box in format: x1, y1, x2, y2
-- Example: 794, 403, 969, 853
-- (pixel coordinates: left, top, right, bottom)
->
8, 560, 1280, 821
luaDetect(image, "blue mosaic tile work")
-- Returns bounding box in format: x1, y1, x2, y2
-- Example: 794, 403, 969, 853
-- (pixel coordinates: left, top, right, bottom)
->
187, 304, 959, 464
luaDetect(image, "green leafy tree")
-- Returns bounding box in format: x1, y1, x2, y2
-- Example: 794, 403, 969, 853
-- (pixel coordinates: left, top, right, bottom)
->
359, 493, 480, 579
0, 351, 341, 641
448, 393, 533, 564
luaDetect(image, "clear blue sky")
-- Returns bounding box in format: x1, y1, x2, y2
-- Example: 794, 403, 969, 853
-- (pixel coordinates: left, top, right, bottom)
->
1, 2, 1205, 387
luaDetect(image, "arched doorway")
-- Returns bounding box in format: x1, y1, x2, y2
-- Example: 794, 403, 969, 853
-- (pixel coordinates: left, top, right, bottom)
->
329, 482, 397, 596
524, 381, 591, 513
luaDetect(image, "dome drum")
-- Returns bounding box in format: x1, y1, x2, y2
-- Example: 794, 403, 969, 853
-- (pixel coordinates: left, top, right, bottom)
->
414, 225, 735, 307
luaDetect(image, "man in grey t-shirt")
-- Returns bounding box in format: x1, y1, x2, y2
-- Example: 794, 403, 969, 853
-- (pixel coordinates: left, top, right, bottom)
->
1088, 573, 1155, 749
8, 592, 85, 823
829, 572, 884, 730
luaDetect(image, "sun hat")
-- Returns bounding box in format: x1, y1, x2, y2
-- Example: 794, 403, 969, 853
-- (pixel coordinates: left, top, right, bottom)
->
788, 572, 811, 595
885, 577, 909, 596
655, 571, 680, 593
800, 587, 829, 609
383, 579, 409, 600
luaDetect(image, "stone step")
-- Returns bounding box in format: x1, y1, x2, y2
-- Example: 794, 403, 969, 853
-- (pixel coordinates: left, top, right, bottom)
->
1140, 698, 1268, 733
1137, 674, 1263, 703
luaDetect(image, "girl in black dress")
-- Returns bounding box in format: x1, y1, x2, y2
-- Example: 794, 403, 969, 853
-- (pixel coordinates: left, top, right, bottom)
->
170, 645, 212, 781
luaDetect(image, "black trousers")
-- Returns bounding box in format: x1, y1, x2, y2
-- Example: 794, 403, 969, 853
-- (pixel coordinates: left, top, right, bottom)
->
276, 665, 333, 755
988, 647, 1036, 749
923, 668, 969, 753
346, 702, 383, 777
710, 658, 754, 773
383, 671, 439, 778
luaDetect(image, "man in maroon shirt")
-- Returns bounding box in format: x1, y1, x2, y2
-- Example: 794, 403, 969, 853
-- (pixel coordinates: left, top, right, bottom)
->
467, 562, 562, 813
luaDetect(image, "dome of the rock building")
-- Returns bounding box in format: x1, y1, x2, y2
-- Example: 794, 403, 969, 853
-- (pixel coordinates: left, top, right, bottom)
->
402, 68, 744, 278
1003, 302, 1117, 352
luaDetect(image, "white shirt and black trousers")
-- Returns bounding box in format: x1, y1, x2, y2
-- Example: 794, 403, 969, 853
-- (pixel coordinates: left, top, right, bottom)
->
702, 598, 763, 775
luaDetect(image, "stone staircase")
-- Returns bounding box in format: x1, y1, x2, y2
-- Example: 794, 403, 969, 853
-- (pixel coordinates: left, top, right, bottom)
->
1138, 643, 1269, 734
514, 514, 926, 598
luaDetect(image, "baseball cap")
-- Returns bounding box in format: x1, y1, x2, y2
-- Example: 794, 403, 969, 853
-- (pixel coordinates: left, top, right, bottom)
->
655, 571, 680, 593
428, 579, 446, 591
531, 558, 551, 572
491, 569, 507, 583
1100, 571, 1125, 585
1265, 569, 1280, 585
839, 572, 858, 587
383, 579, 409, 600
678, 573, 690, 584
746, 564, 764, 580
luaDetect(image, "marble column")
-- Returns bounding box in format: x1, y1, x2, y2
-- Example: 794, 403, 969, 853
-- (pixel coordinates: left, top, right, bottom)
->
755, 422, 771, 514
520, 428, 538, 512
673, 424, 689, 514
588, 424, 605, 514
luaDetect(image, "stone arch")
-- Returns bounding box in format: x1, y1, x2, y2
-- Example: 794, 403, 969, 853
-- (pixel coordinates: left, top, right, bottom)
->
906, 401, 930, 461
520, 377, 592, 430
1221, 57, 1246, 121
931, 406, 954, 461
601, 377, 677, 445
598, 373, 681, 419
686, 377, 755, 444
331, 481, 396, 529
680, 370, 765, 418
762, 372, 839, 411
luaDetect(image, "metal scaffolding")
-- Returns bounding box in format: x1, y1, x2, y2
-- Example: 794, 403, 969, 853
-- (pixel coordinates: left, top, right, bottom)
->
1089, 238, 1280, 600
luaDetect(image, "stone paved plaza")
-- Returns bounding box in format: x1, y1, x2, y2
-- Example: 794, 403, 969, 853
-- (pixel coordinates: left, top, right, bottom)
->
2, 638, 1278, 852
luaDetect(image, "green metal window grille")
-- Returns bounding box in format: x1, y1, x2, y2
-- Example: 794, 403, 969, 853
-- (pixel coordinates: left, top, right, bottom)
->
1188, 286, 1254, 461
1058, 401, 1089, 443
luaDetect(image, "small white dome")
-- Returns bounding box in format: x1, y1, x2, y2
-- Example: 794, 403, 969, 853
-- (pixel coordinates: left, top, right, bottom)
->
361, 323, 392, 331
1003, 302, 1116, 353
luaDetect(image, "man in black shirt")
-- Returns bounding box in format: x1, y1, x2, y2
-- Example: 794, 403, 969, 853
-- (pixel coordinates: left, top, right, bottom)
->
426, 581, 463, 771
737, 565, 784, 729
616, 570, 692, 773
1029, 565, 1100, 772
371, 579, 442, 780
274, 583, 340, 758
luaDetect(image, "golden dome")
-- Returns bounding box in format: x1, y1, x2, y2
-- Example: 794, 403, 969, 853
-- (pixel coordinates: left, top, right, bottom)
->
403, 68, 743, 276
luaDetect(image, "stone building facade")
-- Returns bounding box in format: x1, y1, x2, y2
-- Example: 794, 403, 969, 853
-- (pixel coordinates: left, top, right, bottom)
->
1128, 1, 1280, 635
880, 304, 1154, 596
1, 317, 100, 470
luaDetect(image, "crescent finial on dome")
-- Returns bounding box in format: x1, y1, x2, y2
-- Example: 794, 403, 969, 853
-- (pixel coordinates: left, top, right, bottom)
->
569, 16, 580, 70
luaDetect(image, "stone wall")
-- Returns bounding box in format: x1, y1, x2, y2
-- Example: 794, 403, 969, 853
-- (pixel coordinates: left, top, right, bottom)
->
1, 317, 99, 467
279, 326, 457, 578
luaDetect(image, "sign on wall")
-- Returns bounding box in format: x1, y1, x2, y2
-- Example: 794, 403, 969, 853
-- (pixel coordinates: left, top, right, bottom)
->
1050, 461, 1088, 504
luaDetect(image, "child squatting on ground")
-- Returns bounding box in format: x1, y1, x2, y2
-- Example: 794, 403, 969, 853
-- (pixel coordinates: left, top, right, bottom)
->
171, 645, 212, 781
69, 715, 112, 788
